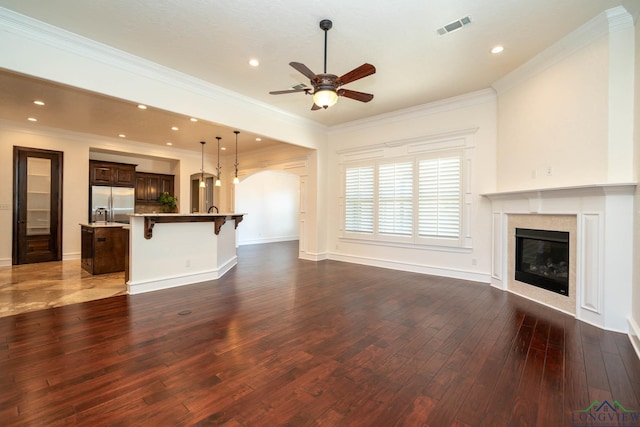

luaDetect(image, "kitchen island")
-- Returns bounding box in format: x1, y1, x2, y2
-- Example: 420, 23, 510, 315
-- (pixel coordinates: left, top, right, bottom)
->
127, 213, 245, 294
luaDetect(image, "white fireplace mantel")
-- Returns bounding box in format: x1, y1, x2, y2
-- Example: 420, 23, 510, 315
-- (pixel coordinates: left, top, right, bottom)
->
484, 183, 636, 333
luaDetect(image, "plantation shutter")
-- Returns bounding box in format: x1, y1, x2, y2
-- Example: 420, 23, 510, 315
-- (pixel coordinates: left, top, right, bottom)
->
345, 166, 374, 233
378, 162, 413, 236
418, 156, 461, 238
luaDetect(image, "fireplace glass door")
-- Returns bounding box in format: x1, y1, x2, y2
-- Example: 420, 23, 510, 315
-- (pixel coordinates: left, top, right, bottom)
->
515, 228, 569, 296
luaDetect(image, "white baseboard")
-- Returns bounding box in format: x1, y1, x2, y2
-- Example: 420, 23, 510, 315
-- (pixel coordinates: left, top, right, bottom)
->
127, 256, 236, 295
0, 258, 11, 267
238, 236, 299, 246
327, 252, 491, 284
63, 252, 80, 260
629, 317, 640, 361
299, 251, 328, 261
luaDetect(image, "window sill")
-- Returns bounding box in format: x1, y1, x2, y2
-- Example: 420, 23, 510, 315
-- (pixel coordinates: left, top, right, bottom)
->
338, 236, 472, 254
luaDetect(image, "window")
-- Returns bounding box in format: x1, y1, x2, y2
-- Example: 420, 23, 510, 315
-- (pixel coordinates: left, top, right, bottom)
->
418, 156, 460, 239
345, 166, 374, 233
378, 162, 413, 236
343, 152, 462, 246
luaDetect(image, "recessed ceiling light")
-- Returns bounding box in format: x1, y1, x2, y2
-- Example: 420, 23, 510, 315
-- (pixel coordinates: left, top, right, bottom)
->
171, 126, 179, 131
27, 117, 37, 122
249, 59, 260, 67
118, 134, 126, 138
166, 142, 173, 146
221, 147, 227, 151
256, 138, 262, 142
137, 104, 147, 109
190, 117, 198, 122
491, 46, 504, 54
33, 100, 45, 106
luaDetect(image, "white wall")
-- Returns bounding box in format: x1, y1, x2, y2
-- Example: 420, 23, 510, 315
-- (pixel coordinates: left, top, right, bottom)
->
494, 7, 635, 191
632, 6, 640, 354
325, 90, 497, 282
235, 171, 300, 245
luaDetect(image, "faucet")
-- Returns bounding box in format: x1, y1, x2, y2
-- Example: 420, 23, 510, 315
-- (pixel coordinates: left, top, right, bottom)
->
208, 205, 219, 213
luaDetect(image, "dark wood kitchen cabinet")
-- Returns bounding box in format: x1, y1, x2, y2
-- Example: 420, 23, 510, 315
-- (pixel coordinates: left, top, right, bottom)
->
89, 160, 136, 187
135, 172, 174, 203
81, 225, 127, 274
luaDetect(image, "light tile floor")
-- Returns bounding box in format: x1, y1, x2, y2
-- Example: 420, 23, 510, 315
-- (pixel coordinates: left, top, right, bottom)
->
0, 260, 126, 317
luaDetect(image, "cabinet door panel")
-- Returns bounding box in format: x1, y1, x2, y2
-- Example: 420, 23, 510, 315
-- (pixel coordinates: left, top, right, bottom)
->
114, 167, 135, 186
147, 176, 161, 202
135, 176, 147, 202
160, 176, 174, 195
91, 165, 112, 185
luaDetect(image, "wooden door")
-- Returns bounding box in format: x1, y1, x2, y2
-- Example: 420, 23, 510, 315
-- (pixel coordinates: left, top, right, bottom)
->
13, 147, 63, 264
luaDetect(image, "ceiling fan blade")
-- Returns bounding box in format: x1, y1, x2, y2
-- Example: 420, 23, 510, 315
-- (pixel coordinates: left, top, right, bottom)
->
290, 62, 318, 81
337, 63, 376, 86
311, 103, 321, 111
339, 89, 374, 103
269, 88, 309, 95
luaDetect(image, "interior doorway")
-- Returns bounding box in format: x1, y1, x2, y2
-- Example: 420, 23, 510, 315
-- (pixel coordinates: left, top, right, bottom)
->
234, 170, 300, 245
12, 146, 64, 264
190, 173, 216, 213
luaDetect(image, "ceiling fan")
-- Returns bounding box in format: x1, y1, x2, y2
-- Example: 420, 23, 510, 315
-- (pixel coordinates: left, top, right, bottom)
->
269, 19, 376, 110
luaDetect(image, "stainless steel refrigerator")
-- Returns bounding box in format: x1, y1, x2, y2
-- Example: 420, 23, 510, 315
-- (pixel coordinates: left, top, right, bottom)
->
91, 186, 135, 223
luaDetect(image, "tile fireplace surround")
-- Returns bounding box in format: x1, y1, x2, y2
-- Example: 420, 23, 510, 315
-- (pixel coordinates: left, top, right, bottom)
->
485, 184, 636, 333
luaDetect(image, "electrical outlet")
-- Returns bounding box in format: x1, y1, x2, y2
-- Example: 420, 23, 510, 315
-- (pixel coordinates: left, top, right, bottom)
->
185, 259, 191, 268
547, 167, 552, 176
0, 203, 9, 210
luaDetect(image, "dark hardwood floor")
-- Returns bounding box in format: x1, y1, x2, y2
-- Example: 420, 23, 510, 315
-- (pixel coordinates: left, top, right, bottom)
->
1, 241, 639, 426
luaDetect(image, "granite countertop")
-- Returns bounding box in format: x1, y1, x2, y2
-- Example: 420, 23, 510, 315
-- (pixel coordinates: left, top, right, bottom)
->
129, 213, 245, 217
79, 222, 127, 228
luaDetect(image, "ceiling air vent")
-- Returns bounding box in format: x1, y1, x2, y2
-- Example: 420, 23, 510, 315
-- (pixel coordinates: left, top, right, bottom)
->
291, 83, 309, 90
437, 16, 472, 35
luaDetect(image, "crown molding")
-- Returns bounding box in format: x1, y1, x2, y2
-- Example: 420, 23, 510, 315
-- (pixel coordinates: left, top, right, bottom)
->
329, 88, 496, 135
0, 7, 325, 133
492, 6, 634, 95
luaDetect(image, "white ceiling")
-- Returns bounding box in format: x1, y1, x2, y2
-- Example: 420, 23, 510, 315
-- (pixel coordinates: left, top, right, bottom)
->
0, 0, 636, 152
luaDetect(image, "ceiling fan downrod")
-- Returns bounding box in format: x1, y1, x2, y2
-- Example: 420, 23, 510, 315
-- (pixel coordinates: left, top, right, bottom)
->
319, 19, 332, 74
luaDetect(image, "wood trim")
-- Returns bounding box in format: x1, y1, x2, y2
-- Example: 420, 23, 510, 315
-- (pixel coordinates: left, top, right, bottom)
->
142, 215, 243, 239
13, 146, 64, 265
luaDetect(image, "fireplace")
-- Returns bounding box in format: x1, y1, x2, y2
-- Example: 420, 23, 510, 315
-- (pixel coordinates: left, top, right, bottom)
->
515, 228, 569, 296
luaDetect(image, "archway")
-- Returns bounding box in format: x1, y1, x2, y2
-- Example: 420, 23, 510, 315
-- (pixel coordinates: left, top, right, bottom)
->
234, 170, 300, 245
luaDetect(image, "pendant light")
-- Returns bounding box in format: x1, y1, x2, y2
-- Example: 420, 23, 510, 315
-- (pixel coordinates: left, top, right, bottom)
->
199, 141, 206, 188
215, 136, 222, 187
233, 130, 240, 185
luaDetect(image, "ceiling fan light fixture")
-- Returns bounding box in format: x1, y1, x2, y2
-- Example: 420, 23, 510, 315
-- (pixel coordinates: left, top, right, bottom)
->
313, 89, 338, 109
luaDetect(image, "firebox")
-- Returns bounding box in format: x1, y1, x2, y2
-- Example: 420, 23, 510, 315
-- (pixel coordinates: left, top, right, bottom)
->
515, 228, 569, 296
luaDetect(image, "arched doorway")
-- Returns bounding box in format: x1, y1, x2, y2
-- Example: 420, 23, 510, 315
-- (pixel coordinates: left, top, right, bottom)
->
234, 170, 300, 245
